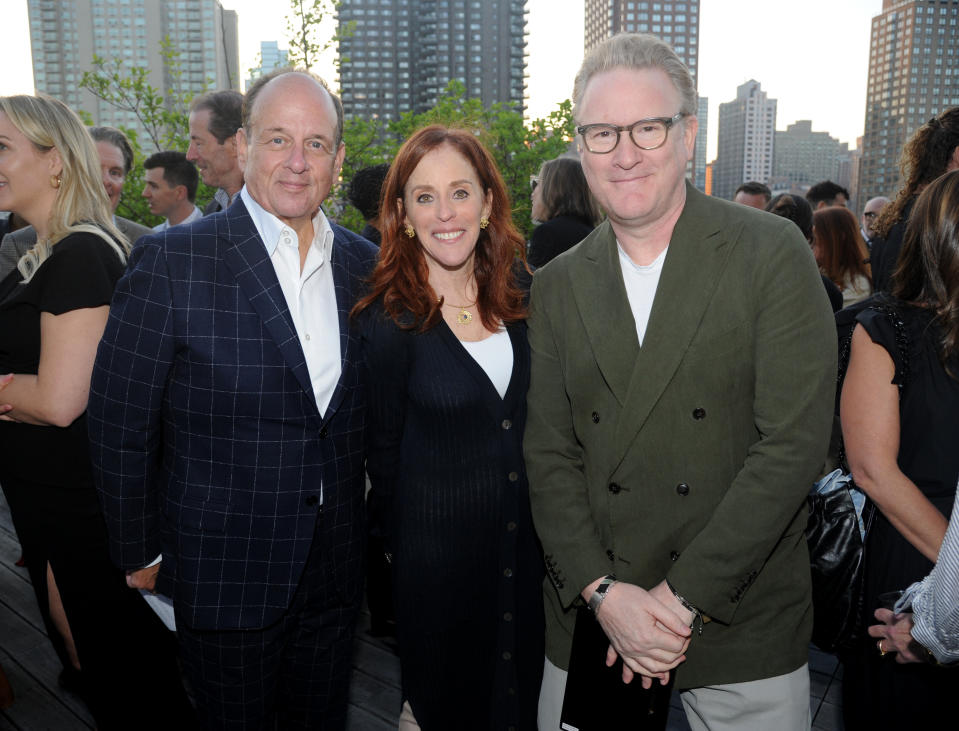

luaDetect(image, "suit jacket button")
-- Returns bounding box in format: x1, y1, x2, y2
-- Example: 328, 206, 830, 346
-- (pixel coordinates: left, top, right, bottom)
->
606, 549, 615, 561
504, 568, 513, 578
670, 550, 680, 561
591, 411, 600, 423
319, 427, 329, 439
692, 407, 706, 420
305, 495, 318, 507
508, 471, 519, 482
608, 482, 622, 494
502, 419, 512, 430
676, 482, 690, 496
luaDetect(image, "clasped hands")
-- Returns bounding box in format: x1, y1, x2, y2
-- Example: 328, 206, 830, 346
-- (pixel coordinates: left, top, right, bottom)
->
585, 578, 694, 689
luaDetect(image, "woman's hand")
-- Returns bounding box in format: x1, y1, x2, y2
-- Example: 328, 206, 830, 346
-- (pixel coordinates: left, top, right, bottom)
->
868, 607, 927, 663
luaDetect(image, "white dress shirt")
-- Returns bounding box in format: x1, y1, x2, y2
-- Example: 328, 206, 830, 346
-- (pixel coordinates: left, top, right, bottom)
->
240, 187, 341, 417
152, 205, 203, 233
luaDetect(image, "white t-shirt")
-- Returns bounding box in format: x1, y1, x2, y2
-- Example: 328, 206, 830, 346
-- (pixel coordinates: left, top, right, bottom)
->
618, 242, 668, 346
459, 328, 513, 398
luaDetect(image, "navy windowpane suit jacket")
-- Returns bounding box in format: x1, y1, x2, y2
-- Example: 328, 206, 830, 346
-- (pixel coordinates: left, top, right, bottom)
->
88, 198, 378, 631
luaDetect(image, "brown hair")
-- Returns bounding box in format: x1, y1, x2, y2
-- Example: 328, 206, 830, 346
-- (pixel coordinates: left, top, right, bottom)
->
813, 206, 871, 290
537, 156, 601, 225
875, 107, 959, 239
353, 125, 528, 331
892, 169, 959, 377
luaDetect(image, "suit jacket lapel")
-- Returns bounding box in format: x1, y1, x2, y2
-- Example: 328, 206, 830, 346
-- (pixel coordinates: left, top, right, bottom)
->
322, 229, 360, 422
221, 199, 319, 414
610, 184, 738, 469
568, 221, 639, 407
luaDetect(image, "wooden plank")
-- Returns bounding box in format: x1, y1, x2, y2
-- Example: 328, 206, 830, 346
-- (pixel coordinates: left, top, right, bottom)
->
346, 702, 396, 731
0, 648, 92, 730
347, 666, 402, 727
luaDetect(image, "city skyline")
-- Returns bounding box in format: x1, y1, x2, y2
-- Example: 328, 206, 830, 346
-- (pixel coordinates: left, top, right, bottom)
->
3, 0, 881, 162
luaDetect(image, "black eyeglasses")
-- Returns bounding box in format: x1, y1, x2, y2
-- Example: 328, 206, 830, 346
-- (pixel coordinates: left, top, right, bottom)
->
530, 175, 539, 192
577, 113, 686, 154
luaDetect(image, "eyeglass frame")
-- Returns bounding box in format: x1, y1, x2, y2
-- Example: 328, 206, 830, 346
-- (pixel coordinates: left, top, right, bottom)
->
576, 112, 687, 154
530, 175, 539, 192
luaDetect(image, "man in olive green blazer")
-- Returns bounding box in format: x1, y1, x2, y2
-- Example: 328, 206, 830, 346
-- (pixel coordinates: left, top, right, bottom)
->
525, 34, 837, 730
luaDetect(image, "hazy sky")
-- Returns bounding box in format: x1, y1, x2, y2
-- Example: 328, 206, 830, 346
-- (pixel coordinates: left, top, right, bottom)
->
0, 0, 882, 161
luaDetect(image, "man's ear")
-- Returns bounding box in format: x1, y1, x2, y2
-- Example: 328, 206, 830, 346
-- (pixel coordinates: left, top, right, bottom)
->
236, 129, 248, 170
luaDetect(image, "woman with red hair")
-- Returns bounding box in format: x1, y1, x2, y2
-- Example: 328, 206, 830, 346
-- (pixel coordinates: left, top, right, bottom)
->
354, 126, 543, 729
812, 206, 872, 307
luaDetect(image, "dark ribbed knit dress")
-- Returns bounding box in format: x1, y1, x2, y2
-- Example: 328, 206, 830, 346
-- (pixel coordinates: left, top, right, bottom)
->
363, 302, 544, 731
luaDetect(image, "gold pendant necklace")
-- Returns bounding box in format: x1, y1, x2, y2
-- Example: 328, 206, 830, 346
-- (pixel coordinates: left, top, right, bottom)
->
440, 298, 475, 325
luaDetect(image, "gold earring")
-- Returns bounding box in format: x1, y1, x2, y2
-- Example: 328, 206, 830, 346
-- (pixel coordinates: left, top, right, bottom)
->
480, 217, 489, 230
51, 175, 62, 189
404, 224, 415, 238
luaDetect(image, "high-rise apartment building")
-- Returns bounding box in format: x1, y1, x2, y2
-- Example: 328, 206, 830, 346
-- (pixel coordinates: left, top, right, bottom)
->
247, 41, 290, 90
338, 0, 526, 121
583, 0, 706, 189
860, 0, 959, 202
27, 0, 239, 146
771, 120, 842, 192
713, 80, 776, 201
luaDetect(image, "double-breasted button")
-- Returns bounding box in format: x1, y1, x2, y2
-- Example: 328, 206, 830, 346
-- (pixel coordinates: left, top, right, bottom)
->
692, 407, 706, 420
508, 471, 519, 482
504, 612, 513, 621
670, 550, 680, 561
591, 411, 600, 423
676, 482, 690, 496
608, 482, 622, 494
305, 495, 319, 507
501, 419, 512, 430
504, 568, 513, 578
319, 427, 329, 439
502, 651, 512, 660
506, 521, 517, 532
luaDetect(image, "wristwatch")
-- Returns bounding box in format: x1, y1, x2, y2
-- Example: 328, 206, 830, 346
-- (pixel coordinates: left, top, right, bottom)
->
587, 574, 617, 614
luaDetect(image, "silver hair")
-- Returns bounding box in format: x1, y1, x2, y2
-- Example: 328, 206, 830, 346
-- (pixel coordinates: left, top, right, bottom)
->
572, 33, 698, 122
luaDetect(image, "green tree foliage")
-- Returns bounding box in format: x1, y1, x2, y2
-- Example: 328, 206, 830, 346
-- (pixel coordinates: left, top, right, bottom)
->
336, 80, 576, 239
286, 0, 354, 72
79, 37, 215, 226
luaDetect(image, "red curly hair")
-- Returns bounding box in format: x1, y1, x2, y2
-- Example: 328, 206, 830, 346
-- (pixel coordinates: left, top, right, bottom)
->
352, 125, 528, 331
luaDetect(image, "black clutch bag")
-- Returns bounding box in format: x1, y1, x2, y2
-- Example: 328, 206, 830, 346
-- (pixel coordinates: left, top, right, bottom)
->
560, 607, 675, 731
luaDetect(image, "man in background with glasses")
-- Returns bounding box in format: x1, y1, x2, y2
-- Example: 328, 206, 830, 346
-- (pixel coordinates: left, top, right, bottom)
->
525, 33, 836, 730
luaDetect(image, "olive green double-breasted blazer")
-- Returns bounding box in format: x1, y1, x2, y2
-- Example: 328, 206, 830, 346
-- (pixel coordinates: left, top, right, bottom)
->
524, 183, 837, 688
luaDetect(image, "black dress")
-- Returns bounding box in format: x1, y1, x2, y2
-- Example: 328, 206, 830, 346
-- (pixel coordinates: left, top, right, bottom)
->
840, 303, 959, 730
527, 215, 595, 269
363, 304, 545, 731
0, 232, 195, 730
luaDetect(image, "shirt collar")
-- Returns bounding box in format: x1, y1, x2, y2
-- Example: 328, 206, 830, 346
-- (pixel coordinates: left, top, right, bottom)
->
240, 185, 334, 262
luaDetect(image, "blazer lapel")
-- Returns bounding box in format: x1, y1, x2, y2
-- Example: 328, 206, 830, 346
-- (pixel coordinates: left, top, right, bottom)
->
568, 221, 639, 407
220, 199, 318, 413
610, 185, 738, 469
321, 229, 361, 422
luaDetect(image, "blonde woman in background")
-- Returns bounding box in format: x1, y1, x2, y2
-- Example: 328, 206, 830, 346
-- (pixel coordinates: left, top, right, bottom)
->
0, 94, 195, 730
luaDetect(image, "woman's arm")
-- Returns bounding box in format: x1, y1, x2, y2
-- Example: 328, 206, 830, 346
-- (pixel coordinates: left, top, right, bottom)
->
840, 323, 949, 562
1, 306, 110, 427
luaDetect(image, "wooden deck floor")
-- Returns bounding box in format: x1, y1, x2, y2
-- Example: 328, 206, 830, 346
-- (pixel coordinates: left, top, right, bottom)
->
0, 490, 844, 730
